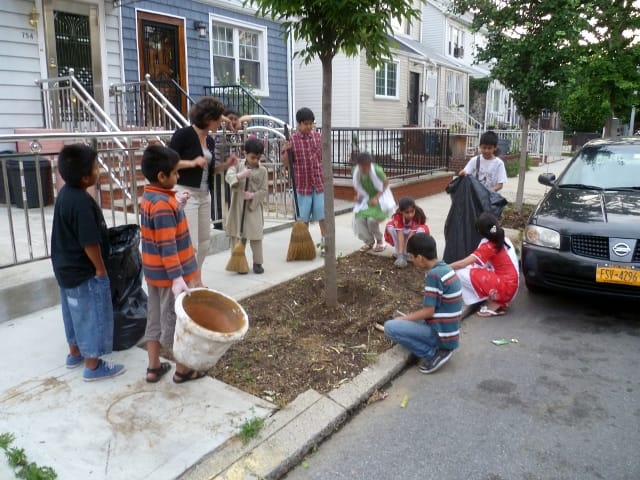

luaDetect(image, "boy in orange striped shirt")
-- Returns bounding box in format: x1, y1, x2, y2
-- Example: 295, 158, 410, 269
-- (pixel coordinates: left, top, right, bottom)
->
140, 145, 205, 384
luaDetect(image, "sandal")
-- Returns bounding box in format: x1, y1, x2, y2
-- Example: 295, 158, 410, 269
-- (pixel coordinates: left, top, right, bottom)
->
373, 243, 385, 253
146, 362, 172, 383
359, 244, 374, 252
477, 306, 506, 317
173, 369, 207, 384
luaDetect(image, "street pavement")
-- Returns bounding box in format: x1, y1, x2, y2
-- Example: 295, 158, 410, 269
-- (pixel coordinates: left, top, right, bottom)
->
0, 158, 569, 480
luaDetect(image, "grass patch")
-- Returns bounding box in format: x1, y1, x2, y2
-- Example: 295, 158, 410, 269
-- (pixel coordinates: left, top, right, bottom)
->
238, 415, 266, 444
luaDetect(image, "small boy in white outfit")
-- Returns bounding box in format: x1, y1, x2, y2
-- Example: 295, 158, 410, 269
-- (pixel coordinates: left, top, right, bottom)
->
458, 130, 507, 192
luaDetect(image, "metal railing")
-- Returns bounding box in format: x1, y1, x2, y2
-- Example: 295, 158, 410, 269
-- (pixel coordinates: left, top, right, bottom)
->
331, 127, 450, 179
36, 70, 134, 200
204, 84, 273, 117
434, 105, 484, 133
109, 74, 189, 131
168, 78, 197, 113
37, 68, 121, 134
1, 124, 454, 268
0, 128, 292, 268
488, 130, 565, 161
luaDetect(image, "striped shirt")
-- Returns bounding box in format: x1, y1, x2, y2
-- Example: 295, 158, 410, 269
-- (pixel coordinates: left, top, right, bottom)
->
288, 130, 323, 195
423, 261, 463, 350
140, 185, 199, 287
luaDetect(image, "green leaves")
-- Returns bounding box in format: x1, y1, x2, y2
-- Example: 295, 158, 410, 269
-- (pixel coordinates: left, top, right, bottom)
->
451, 0, 640, 130
1, 432, 57, 480
249, 0, 420, 67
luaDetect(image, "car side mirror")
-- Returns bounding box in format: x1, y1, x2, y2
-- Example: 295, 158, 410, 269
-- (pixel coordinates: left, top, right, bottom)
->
538, 172, 556, 187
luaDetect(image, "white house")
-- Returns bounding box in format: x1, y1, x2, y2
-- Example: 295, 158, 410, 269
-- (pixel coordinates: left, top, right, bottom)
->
293, 0, 515, 132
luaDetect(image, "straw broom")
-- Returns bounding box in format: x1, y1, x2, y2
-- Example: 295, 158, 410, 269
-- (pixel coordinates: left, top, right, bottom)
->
284, 124, 316, 261
226, 177, 250, 273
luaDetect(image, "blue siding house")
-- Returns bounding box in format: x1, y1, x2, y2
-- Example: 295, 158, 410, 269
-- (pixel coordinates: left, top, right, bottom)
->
120, 0, 290, 121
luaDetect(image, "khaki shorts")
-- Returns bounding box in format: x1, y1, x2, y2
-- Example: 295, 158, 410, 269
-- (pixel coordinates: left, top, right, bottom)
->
144, 285, 176, 348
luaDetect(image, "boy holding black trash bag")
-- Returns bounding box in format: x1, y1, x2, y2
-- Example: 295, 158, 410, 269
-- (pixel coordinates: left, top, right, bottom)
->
51, 144, 126, 381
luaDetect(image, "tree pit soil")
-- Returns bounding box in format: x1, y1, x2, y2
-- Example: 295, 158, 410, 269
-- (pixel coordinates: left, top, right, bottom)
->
206, 208, 532, 408
208, 252, 422, 407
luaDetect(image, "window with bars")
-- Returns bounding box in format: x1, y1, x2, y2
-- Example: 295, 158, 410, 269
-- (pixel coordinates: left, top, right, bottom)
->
375, 62, 399, 98
211, 19, 266, 93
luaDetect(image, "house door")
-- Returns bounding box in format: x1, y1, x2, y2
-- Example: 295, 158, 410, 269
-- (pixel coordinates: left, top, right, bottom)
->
408, 72, 420, 126
137, 12, 187, 115
43, 1, 103, 104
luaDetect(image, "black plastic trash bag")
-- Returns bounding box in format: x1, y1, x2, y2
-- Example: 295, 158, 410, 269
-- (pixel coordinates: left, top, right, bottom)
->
442, 175, 508, 264
106, 224, 147, 351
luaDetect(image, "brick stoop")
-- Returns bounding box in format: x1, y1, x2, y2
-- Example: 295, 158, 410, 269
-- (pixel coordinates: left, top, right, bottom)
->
334, 171, 454, 202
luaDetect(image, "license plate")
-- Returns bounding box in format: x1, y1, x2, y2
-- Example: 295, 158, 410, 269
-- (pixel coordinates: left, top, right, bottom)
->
596, 265, 640, 286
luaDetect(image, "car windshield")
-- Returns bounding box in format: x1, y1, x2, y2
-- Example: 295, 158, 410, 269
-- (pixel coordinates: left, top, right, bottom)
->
558, 144, 640, 189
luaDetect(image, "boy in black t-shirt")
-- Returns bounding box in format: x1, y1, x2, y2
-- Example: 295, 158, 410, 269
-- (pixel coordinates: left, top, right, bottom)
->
51, 144, 126, 381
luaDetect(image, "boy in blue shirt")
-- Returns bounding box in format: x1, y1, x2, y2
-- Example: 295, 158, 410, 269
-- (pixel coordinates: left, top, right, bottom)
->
377, 233, 462, 373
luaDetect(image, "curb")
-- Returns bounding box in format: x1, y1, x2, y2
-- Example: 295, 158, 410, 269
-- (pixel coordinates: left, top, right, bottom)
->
178, 345, 411, 480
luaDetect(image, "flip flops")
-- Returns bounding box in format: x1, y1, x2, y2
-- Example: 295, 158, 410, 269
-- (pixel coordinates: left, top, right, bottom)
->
359, 243, 374, 252
372, 244, 385, 253
146, 362, 172, 383
477, 306, 507, 317
173, 369, 207, 384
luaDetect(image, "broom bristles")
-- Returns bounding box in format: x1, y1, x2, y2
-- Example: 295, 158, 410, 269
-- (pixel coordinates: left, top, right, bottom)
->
226, 242, 250, 273
286, 221, 317, 261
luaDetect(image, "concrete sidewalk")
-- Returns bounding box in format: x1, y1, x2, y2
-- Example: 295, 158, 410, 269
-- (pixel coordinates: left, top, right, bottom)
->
0, 159, 569, 480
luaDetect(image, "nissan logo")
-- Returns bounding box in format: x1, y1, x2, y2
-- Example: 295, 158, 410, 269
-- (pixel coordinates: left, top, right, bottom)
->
612, 242, 632, 257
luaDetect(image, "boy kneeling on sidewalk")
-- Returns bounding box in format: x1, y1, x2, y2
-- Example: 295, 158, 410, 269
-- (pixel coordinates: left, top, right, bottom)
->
376, 233, 463, 374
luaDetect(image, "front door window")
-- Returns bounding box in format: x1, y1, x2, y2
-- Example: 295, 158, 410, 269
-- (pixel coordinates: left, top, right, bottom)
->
137, 12, 187, 115
54, 11, 93, 95
142, 21, 180, 111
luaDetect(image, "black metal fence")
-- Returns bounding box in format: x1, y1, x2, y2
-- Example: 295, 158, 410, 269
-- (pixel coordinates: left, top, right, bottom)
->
204, 85, 272, 118
330, 127, 450, 179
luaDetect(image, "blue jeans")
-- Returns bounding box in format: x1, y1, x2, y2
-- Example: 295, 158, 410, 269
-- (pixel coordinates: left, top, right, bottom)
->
59, 275, 114, 358
384, 319, 440, 360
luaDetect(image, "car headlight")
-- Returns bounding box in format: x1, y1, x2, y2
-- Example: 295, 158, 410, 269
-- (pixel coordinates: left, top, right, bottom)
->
523, 225, 560, 249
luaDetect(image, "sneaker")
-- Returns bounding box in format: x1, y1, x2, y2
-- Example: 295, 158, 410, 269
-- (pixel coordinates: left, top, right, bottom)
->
253, 263, 264, 274
393, 254, 408, 268
83, 359, 126, 382
66, 354, 84, 369
318, 238, 326, 257
418, 349, 453, 374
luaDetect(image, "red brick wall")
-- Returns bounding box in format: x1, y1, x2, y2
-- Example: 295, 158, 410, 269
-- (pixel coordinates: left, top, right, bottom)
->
334, 174, 454, 201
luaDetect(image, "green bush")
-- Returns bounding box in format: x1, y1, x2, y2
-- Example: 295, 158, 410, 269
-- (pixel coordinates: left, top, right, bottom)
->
504, 156, 532, 177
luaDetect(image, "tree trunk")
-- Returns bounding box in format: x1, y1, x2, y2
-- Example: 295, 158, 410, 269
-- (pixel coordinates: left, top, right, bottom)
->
514, 116, 529, 211
320, 54, 337, 307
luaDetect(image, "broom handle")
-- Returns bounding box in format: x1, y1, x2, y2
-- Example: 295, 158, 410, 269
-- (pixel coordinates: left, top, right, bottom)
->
240, 176, 250, 238
284, 124, 300, 219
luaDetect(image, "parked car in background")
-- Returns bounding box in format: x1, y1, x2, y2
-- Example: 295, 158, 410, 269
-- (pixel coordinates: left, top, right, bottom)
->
522, 137, 640, 300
